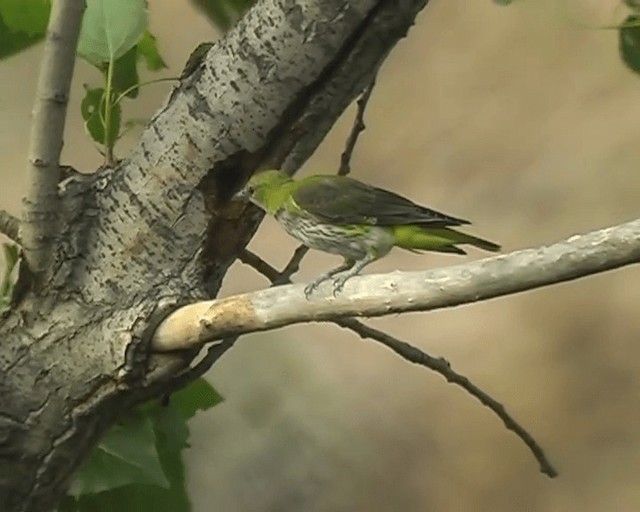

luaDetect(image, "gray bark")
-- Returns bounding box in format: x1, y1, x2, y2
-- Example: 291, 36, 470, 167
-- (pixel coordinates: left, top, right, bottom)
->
0, 0, 429, 510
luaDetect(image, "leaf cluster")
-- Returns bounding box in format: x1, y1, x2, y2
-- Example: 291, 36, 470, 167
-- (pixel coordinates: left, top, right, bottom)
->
58, 378, 223, 512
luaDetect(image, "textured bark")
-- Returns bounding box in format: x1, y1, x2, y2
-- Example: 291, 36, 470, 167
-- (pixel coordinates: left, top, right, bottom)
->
0, 0, 429, 510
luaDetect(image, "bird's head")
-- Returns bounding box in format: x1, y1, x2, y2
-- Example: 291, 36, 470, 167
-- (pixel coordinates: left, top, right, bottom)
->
237, 170, 293, 215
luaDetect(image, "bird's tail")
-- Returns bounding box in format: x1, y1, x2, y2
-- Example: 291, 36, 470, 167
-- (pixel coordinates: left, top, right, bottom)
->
393, 226, 501, 255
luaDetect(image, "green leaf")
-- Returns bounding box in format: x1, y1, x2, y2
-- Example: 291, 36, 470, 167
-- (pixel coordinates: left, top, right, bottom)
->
65, 381, 221, 508
137, 30, 167, 71
0, 17, 42, 60
492, 0, 516, 4
67, 403, 192, 511
81, 87, 121, 146
0, 0, 50, 36
57, 495, 78, 512
625, 0, 640, 11
170, 378, 224, 419
620, 15, 640, 76
70, 414, 169, 496
77, 0, 148, 65
0, 0, 49, 59
73, 480, 190, 512
152, 404, 190, 448
111, 46, 139, 99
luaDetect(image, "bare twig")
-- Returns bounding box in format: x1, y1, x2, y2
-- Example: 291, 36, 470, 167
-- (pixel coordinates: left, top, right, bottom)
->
237, 248, 557, 477
339, 75, 377, 176
335, 317, 557, 477
164, 336, 239, 394
0, 210, 20, 242
239, 249, 283, 282
20, 0, 85, 277
276, 245, 309, 284
239, 249, 282, 281
277, 77, 377, 282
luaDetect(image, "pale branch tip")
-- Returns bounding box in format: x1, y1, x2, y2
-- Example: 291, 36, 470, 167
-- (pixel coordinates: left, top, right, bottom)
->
239, 248, 557, 477
20, 0, 85, 277
0, 210, 20, 242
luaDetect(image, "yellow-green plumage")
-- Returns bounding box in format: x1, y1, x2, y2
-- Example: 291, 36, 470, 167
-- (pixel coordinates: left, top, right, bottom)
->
243, 170, 500, 295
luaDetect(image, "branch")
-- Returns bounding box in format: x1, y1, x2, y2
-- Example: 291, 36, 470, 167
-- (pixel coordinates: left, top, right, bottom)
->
239, 248, 557, 476
152, 218, 640, 350
20, 0, 85, 277
335, 318, 556, 476
338, 75, 377, 176
162, 336, 239, 395
0, 210, 20, 242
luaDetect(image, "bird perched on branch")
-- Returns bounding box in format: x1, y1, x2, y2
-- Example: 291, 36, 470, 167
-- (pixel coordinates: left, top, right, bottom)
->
241, 170, 500, 297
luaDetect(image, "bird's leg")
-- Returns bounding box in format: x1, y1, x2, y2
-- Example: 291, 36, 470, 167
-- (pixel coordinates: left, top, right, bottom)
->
332, 254, 377, 296
304, 260, 355, 298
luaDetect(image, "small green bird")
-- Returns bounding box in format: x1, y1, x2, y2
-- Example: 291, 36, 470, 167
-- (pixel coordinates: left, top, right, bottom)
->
243, 170, 500, 296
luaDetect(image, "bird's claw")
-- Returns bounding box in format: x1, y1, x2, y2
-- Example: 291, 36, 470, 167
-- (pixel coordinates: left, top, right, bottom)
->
303, 282, 318, 299
331, 277, 347, 297
304, 271, 353, 298
303, 276, 346, 299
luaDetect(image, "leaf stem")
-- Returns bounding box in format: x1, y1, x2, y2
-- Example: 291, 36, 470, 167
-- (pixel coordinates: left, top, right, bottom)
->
103, 57, 115, 165
113, 77, 178, 107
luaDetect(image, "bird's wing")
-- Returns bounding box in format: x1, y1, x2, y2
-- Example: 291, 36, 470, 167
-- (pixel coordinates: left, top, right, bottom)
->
292, 175, 469, 226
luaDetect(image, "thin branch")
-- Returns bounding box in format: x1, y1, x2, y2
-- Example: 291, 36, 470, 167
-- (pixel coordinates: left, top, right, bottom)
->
338, 75, 377, 176
238, 248, 284, 281
0, 210, 20, 242
277, 77, 377, 281
153, 218, 640, 349
276, 245, 309, 284
163, 336, 239, 394
20, 0, 85, 277
238, 248, 557, 477
239, 249, 285, 283
335, 317, 557, 477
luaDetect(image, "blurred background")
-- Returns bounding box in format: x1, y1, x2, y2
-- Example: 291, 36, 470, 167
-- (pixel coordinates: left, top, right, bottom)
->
2, 0, 640, 510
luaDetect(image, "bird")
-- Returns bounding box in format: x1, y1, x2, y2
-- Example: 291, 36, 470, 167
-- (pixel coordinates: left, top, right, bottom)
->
241, 169, 500, 297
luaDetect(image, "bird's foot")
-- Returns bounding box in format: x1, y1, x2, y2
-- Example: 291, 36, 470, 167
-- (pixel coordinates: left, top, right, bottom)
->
331, 275, 352, 297
303, 282, 318, 299
304, 276, 329, 299
304, 276, 350, 298
304, 261, 359, 298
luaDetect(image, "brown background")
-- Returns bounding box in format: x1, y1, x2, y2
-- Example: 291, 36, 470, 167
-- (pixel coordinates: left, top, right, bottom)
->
2, 0, 640, 510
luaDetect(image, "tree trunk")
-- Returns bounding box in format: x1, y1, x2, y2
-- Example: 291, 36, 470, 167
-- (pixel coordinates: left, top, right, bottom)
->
0, 0, 429, 510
